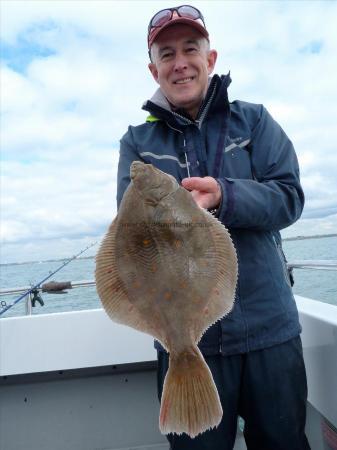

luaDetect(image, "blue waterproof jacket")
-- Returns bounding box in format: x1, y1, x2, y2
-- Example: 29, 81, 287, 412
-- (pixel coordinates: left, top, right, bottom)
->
117, 74, 305, 356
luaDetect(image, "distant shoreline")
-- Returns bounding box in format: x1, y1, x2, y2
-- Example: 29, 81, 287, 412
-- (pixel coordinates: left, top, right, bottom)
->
1, 234, 337, 266
283, 233, 337, 241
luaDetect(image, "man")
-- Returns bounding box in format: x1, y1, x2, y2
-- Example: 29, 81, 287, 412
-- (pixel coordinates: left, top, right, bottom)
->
117, 5, 310, 450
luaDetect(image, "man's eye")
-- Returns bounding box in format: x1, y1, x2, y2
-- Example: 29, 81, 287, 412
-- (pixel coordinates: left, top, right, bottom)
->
186, 47, 198, 53
162, 52, 173, 60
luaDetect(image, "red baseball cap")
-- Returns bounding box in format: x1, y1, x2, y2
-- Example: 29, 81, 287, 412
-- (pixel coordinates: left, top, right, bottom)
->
148, 5, 209, 49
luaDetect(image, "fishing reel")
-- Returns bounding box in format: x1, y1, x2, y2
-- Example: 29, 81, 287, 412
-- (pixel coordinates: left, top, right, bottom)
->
31, 288, 44, 307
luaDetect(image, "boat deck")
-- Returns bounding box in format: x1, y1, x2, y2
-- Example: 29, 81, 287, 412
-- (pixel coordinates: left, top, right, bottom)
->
0, 296, 336, 450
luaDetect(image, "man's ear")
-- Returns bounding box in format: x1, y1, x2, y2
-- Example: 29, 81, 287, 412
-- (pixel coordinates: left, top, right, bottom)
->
207, 49, 218, 75
148, 62, 159, 84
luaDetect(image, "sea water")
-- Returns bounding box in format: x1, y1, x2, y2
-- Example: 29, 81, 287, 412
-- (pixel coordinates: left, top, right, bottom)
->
1, 236, 336, 318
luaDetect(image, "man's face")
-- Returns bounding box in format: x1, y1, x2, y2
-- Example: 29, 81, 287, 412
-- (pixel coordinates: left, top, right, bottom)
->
148, 24, 217, 119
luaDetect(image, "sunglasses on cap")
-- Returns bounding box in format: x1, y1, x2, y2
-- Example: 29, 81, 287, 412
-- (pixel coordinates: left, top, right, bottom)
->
147, 5, 206, 47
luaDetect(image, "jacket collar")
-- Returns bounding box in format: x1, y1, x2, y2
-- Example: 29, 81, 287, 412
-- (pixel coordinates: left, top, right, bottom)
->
146, 88, 172, 112
142, 73, 231, 125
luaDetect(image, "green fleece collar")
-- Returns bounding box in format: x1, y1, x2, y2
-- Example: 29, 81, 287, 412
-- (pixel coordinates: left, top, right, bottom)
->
146, 114, 161, 123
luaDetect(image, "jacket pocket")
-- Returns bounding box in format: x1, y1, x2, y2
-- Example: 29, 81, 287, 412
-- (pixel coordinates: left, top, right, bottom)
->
222, 143, 254, 180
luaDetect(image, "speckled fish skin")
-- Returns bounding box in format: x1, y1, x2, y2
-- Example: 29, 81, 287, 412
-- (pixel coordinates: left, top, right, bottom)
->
95, 161, 238, 438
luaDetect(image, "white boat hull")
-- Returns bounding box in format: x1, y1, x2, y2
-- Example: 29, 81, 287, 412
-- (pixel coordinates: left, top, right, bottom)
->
0, 296, 336, 449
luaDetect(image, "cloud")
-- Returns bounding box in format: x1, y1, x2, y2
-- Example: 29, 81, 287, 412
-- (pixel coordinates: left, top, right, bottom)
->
281, 214, 337, 240
1, 0, 337, 263
1, 145, 119, 240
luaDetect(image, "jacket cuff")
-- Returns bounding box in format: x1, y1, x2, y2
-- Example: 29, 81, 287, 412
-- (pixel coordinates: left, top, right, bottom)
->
216, 178, 235, 224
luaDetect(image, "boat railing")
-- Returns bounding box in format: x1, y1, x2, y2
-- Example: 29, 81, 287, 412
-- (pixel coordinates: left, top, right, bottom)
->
1, 261, 336, 316
287, 260, 337, 271
0, 280, 96, 316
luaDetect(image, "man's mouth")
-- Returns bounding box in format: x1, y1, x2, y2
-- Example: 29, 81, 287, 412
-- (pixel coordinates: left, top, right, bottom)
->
173, 77, 195, 85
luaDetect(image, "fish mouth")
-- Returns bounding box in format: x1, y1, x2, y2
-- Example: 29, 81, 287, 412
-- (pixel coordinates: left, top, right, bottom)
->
130, 161, 146, 180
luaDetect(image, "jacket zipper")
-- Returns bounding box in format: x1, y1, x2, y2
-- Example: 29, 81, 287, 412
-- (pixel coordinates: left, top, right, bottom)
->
165, 122, 190, 178
196, 82, 217, 128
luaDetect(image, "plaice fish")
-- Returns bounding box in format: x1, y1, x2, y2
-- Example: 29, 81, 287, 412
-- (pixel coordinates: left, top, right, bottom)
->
95, 161, 238, 438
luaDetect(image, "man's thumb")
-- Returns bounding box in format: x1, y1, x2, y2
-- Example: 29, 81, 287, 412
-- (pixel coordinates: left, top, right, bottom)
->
181, 177, 206, 191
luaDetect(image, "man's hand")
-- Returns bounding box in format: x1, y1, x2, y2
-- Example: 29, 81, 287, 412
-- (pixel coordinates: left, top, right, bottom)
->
181, 177, 221, 210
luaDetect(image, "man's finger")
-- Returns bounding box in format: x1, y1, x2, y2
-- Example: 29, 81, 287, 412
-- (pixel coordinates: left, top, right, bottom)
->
182, 177, 214, 192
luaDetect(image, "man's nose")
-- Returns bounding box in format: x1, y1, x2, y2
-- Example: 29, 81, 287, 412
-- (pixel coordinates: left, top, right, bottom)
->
173, 53, 188, 72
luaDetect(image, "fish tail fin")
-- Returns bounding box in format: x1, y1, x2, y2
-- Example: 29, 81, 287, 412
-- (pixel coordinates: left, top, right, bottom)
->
159, 346, 222, 438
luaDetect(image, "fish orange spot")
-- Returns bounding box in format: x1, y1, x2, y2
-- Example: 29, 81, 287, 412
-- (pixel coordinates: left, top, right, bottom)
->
142, 239, 151, 246
132, 281, 141, 289
174, 239, 182, 249
151, 264, 157, 273
179, 281, 187, 289
164, 291, 172, 300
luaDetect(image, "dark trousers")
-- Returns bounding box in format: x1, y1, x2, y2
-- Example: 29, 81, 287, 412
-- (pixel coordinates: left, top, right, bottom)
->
157, 336, 311, 450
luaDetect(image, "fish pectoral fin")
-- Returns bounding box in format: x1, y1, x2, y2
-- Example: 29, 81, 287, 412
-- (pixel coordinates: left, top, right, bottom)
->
159, 346, 222, 438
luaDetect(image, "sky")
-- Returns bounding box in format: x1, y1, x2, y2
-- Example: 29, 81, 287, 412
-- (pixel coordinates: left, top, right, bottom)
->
1, 0, 337, 264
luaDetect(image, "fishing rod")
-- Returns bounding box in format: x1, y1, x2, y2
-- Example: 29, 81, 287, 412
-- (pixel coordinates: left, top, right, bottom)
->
0, 241, 97, 317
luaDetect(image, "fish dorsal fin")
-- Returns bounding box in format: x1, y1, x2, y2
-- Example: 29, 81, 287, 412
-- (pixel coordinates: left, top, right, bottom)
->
95, 218, 167, 345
